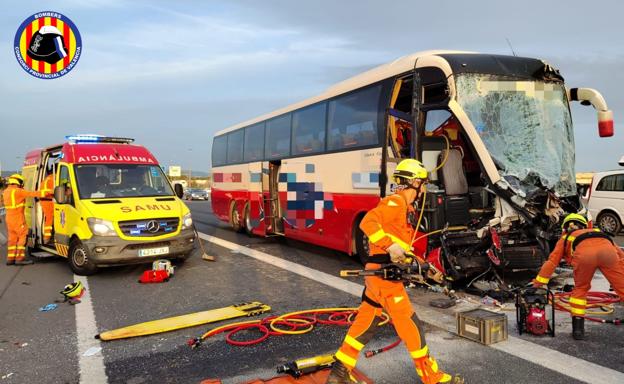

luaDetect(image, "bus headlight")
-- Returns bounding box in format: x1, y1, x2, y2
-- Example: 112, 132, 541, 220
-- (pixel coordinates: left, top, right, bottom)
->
87, 218, 117, 237
181, 213, 193, 230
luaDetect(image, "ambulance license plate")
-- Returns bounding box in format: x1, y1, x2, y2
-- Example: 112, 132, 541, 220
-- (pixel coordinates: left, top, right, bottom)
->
138, 246, 169, 257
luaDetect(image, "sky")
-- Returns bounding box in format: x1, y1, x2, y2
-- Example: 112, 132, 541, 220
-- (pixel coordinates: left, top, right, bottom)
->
0, 0, 622, 174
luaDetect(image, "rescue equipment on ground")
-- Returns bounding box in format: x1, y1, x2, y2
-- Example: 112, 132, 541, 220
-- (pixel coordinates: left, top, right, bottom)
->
276, 354, 335, 378
199, 366, 373, 384
195, 228, 215, 261
96, 301, 271, 341
138, 269, 170, 284
515, 287, 555, 336
553, 291, 621, 325
187, 308, 389, 350
152, 259, 175, 276
60, 281, 85, 304
456, 308, 508, 345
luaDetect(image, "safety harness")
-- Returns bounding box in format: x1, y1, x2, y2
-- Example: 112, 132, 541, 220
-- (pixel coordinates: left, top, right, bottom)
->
564, 229, 614, 255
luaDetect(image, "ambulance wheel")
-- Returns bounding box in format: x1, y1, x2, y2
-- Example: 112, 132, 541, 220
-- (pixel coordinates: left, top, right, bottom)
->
243, 203, 253, 236
69, 240, 98, 276
230, 201, 243, 233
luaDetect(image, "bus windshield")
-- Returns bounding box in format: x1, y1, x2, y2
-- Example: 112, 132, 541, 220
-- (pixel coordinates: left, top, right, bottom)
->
455, 74, 576, 196
74, 164, 174, 199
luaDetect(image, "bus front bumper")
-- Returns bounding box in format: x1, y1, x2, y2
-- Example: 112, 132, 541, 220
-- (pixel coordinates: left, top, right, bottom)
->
83, 229, 196, 266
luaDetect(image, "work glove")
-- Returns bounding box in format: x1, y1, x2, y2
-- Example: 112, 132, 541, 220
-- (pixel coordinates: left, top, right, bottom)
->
387, 243, 407, 264
426, 264, 444, 284
528, 280, 543, 288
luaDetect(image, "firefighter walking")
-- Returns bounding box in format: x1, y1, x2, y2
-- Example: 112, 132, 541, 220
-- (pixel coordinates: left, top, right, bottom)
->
3, 174, 45, 265
533, 213, 624, 339
326, 159, 460, 384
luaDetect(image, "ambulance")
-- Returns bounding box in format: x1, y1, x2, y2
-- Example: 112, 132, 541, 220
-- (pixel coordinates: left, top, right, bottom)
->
21, 135, 195, 275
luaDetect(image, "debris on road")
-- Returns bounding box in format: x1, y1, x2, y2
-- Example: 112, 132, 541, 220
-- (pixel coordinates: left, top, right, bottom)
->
1, 372, 14, 380
82, 346, 102, 357
38, 303, 58, 312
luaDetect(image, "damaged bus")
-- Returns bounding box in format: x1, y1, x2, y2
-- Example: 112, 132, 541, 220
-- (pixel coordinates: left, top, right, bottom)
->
211, 51, 614, 281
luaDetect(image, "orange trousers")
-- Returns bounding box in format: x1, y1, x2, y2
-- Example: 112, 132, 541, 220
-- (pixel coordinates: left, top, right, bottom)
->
569, 243, 624, 317
334, 266, 450, 384
41, 200, 54, 242
5, 215, 28, 261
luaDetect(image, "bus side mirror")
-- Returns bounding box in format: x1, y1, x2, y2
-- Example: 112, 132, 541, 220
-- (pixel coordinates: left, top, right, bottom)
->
174, 183, 184, 199
54, 185, 66, 204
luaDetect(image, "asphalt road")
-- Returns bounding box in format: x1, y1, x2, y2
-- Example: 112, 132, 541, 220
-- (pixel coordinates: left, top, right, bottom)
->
0, 200, 622, 384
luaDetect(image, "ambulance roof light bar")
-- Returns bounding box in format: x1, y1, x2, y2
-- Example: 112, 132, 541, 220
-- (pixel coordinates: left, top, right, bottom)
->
65, 134, 135, 144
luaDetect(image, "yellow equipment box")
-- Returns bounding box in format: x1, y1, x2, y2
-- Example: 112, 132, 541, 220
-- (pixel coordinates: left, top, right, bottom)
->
456, 308, 508, 345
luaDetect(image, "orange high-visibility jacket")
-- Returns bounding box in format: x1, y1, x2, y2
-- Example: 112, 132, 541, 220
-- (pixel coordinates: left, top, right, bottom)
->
535, 228, 621, 284
42, 174, 54, 198
360, 190, 415, 262
2, 185, 45, 225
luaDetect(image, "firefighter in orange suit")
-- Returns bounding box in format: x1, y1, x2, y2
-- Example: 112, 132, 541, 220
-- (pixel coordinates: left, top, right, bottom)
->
41, 167, 55, 243
3, 174, 45, 265
533, 213, 624, 340
326, 159, 460, 384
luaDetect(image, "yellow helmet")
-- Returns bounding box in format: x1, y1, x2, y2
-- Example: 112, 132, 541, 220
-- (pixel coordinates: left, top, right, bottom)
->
7, 174, 24, 186
61, 281, 84, 298
562, 213, 588, 230
393, 159, 428, 182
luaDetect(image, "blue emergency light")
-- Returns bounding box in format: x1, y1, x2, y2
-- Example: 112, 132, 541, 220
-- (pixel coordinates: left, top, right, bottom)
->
65, 134, 135, 144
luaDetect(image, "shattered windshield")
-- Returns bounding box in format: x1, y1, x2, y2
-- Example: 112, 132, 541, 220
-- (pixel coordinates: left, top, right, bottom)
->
455, 74, 576, 196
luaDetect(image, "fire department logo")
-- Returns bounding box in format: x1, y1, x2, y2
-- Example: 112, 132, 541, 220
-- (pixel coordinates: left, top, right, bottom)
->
13, 11, 82, 79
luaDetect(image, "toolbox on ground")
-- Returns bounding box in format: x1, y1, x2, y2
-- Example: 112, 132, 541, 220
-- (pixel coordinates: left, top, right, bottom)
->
456, 308, 508, 345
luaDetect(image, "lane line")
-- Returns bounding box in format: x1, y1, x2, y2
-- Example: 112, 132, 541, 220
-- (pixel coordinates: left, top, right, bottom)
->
198, 231, 624, 384
74, 275, 108, 384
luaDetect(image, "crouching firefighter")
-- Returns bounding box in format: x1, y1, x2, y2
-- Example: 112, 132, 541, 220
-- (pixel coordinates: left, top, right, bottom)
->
326, 159, 461, 384
533, 213, 624, 340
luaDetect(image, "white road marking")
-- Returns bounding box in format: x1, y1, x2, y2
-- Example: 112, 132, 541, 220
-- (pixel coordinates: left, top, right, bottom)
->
74, 275, 108, 384
198, 232, 624, 384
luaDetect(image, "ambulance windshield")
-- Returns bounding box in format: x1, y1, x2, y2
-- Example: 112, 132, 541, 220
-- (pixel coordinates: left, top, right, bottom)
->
75, 164, 174, 199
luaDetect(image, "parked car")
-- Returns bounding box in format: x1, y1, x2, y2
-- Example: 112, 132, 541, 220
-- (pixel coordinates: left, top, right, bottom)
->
587, 170, 624, 234
184, 188, 210, 200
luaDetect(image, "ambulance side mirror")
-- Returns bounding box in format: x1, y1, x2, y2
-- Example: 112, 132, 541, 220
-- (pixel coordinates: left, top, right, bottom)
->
54, 185, 67, 204
174, 183, 184, 199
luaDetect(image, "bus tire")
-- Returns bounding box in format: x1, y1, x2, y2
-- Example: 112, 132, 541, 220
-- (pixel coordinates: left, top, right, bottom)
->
68, 239, 98, 276
243, 203, 253, 236
230, 201, 243, 233
355, 225, 369, 265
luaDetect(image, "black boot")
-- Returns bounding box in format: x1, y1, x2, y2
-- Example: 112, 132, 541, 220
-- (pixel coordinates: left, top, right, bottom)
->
326, 360, 353, 384
15, 259, 34, 265
572, 316, 585, 340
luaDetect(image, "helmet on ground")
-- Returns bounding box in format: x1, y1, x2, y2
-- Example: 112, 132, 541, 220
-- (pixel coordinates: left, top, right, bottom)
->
562, 213, 588, 230
8, 174, 24, 186
61, 281, 84, 299
393, 159, 428, 183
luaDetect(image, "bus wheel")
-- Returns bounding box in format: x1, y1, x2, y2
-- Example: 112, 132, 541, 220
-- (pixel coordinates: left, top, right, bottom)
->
355, 226, 369, 265
230, 202, 243, 233
243, 203, 253, 236
68, 240, 98, 276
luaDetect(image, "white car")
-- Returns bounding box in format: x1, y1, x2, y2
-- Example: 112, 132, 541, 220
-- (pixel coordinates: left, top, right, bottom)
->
586, 169, 624, 234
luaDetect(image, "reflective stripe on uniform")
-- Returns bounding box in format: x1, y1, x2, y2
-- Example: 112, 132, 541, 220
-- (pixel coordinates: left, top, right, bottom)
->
344, 335, 364, 351
430, 358, 439, 372
369, 229, 386, 243
569, 297, 587, 306
335, 350, 357, 368
387, 234, 410, 251
410, 345, 429, 359
6, 189, 24, 209
570, 307, 586, 316
535, 275, 549, 284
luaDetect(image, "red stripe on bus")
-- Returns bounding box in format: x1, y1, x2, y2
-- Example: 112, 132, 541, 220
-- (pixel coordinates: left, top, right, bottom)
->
26, 23, 32, 68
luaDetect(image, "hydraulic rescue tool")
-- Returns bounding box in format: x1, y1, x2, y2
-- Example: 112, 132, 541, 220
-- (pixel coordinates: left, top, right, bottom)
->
515, 287, 555, 336
276, 354, 335, 378
340, 261, 445, 286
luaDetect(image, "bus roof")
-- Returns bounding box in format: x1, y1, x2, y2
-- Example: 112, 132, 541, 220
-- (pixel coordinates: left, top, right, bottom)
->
214, 50, 473, 136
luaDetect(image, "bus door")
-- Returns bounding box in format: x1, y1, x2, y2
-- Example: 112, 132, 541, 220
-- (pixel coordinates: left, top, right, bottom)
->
262, 160, 283, 235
